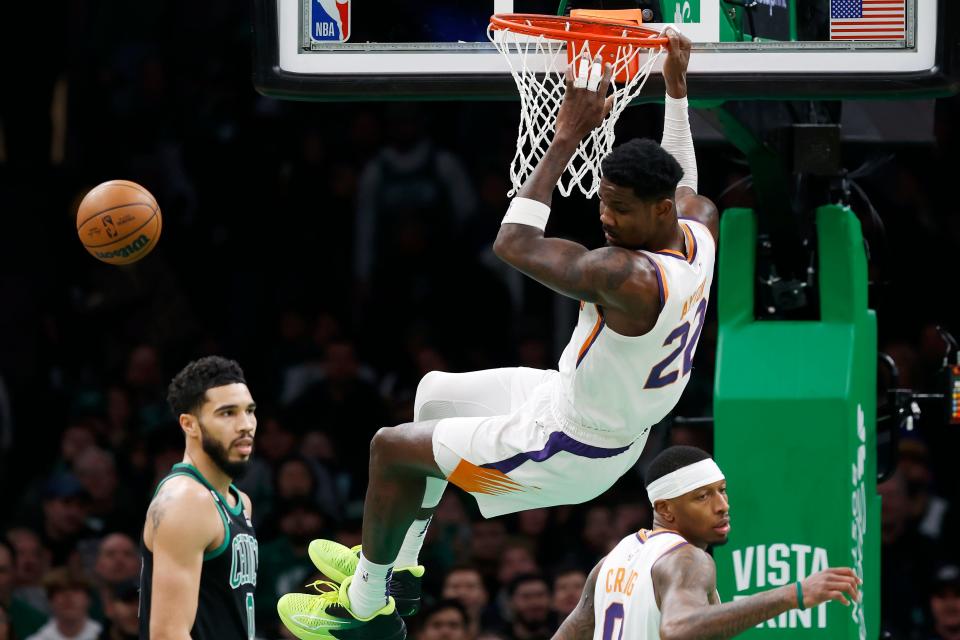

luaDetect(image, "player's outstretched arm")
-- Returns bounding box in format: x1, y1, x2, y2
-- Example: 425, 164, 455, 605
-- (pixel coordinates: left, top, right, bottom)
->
654, 545, 860, 640
145, 480, 222, 640
494, 58, 660, 310
551, 559, 603, 640
659, 29, 719, 244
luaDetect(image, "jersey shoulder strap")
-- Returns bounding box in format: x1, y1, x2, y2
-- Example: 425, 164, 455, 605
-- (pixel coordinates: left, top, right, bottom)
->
153, 463, 233, 560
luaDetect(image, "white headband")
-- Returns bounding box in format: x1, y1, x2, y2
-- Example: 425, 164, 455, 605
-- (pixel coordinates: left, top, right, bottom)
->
647, 459, 725, 504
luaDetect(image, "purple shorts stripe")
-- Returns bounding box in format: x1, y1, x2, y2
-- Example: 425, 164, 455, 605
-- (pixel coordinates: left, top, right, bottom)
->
481, 430, 632, 475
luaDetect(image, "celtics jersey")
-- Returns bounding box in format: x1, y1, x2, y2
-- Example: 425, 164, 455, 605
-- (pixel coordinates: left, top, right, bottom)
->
139, 463, 259, 640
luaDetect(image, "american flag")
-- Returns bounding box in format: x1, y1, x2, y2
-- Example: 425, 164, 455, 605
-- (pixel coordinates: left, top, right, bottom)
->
830, 0, 905, 40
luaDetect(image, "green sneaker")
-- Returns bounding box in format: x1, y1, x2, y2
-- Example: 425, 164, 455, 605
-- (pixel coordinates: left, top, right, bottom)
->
277, 578, 406, 640
308, 539, 425, 617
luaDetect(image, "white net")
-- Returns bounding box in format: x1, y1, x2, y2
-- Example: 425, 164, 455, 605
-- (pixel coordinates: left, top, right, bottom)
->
489, 22, 664, 198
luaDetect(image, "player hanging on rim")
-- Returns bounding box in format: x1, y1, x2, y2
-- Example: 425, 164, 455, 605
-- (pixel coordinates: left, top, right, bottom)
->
277, 30, 719, 640
140, 356, 259, 639
551, 445, 862, 640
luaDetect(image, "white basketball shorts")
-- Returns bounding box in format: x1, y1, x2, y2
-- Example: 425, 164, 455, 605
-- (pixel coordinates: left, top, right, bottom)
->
416, 368, 646, 518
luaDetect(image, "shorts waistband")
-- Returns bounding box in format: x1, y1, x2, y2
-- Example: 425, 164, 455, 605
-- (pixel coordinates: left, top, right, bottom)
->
548, 397, 640, 449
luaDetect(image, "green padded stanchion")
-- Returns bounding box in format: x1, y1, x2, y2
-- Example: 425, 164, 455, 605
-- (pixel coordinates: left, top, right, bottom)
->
713, 205, 879, 639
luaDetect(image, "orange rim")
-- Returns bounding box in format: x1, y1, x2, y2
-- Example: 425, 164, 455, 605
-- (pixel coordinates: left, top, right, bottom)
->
489, 13, 668, 48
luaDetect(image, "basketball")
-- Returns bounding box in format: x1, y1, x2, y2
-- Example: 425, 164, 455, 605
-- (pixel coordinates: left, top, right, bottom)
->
76, 180, 162, 265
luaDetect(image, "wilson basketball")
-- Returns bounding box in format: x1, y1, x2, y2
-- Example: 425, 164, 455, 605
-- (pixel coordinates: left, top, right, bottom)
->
76, 180, 162, 265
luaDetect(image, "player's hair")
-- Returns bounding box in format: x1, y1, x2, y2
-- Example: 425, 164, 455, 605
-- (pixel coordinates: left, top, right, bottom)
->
645, 445, 712, 488
601, 138, 683, 201
166, 356, 246, 416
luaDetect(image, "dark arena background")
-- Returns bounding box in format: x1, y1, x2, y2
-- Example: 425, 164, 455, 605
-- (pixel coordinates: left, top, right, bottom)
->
1, 1, 960, 639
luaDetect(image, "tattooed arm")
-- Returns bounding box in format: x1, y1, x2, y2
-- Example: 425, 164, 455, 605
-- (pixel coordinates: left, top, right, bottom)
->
143, 477, 224, 640
551, 560, 603, 640
654, 546, 861, 640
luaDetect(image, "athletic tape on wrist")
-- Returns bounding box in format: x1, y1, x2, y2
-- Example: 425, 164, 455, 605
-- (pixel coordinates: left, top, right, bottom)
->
646, 458, 725, 504
502, 197, 551, 231
661, 93, 698, 193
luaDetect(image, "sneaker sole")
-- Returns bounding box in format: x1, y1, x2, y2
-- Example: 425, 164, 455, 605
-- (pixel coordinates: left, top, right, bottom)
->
278, 608, 407, 640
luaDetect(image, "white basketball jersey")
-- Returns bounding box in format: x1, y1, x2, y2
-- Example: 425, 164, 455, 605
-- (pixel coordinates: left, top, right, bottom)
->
553, 219, 716, 446
592, 529, 691, 640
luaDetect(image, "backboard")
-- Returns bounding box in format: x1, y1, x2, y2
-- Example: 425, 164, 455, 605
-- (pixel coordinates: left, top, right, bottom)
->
252, 0, 957, 101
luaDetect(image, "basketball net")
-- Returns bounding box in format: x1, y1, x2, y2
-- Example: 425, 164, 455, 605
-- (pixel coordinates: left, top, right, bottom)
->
489, 21, 664, 198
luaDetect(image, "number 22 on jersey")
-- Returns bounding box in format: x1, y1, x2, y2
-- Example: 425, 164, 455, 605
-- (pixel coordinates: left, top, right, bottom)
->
644, 298, 707, 389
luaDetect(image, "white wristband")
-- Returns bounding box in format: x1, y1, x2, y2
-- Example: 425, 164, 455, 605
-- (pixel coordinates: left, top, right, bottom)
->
502, 197, 551, 231
661, 93, 698, 193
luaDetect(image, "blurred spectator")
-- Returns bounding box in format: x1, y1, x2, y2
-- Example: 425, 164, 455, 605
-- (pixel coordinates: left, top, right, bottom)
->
468, 521, 506, 586
72, 450, 137, 535
0, 601, 10, 640
123, 345, 170, 430
419, 494, 471, 594
442, 565, 493, 638
897, 436, 951, 542
57, 425, 98, 476
550, 567, 586, 622
91, 534, 138, 618
575, 506, 617, 566
496, 541, 539, 590
298, 430, 349, 517
612, 500, 651, 540
269, 455, 342, 526
353, 103, 476, 287
253, 417, 298, 466
256, 499, 330, 632
284, 339, 389, 480
499, 574, 556, 640
879, 471, 936, 637
415, 599, 470, 640
668, 422, 713, 453
4, 528, 51, 615
930, 564, 960, 640
37, 475, 94, 567
101, 387, 131, 451
25, 568, 101, 640
0, 540, 46, 639
148, 432, 185, 488
97, 579, 138, 640
514, 510, 549, 543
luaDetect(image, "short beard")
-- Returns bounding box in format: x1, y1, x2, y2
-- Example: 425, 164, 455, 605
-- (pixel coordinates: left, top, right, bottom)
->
199, 420, 251, 480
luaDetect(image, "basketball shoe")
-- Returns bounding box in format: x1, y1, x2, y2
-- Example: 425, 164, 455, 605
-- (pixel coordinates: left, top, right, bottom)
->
308, 539, 424, 617
277, 578, 405, 640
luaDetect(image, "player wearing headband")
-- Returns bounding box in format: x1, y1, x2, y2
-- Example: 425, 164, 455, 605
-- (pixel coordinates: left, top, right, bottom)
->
552, 446, 861, 640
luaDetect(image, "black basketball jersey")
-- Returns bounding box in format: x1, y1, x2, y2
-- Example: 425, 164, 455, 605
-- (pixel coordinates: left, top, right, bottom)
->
139, 463, 259, 640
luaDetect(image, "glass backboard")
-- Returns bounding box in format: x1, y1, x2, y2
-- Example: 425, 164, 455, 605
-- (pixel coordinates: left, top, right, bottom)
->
252, 0, 957, 101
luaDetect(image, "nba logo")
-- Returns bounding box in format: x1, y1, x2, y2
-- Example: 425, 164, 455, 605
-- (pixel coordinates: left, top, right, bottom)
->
311, 0, 350, 42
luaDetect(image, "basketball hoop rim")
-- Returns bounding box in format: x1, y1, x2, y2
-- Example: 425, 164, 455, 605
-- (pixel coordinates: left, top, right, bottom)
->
489, 13, 668, 48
